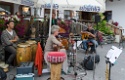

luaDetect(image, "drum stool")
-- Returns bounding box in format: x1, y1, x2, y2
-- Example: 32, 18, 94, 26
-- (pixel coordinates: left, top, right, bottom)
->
47, 52, 66, 80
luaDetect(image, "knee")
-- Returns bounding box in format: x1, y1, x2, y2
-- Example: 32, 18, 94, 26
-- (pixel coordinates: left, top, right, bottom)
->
82, 40, 87, 43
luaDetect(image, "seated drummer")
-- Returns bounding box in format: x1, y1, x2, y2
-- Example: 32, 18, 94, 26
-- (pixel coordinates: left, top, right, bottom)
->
81, 24, 98, 53
1, 20, 19, 65
44, 25, 68, 74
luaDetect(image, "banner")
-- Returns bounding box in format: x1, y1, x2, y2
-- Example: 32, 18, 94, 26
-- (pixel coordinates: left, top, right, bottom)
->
79, 5, 100, 12
21, 0, 34, 6
41, 3, 59, 9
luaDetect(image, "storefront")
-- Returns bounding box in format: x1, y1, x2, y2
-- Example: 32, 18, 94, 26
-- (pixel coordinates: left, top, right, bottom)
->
0, 0, 34, 17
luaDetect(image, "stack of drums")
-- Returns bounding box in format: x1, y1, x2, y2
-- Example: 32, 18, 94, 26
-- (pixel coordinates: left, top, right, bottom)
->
16, 43, 31, 66
26, 40, 37, 61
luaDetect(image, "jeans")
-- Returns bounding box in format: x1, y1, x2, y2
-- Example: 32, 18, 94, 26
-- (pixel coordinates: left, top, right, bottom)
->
82, 39, 98, 51
4, 46, 16, 65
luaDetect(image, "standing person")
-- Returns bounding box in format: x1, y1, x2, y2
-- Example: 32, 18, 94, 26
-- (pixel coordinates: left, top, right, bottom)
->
1, 21, 19, 65
46, 11, 57, 36
82, 25, 98, 53
44, 25, 68, 74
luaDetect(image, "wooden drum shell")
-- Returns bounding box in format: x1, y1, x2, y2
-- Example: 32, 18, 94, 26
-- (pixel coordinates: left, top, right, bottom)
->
58, 38, 69, 50
26, 41, 37, 61
51, 63, 62, 80
16, 43, 31, 66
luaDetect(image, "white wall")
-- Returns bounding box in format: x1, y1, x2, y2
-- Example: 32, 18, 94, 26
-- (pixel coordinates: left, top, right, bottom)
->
106, 1, 125, 28
14, 4, 20, 14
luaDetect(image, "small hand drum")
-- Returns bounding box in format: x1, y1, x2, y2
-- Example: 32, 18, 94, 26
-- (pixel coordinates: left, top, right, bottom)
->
47, 52, 66, 80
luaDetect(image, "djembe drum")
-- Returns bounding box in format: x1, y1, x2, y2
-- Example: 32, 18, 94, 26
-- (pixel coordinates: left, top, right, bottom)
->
16, 43, 31, 66
47, 52, 66, 80
26, 40, 37, 61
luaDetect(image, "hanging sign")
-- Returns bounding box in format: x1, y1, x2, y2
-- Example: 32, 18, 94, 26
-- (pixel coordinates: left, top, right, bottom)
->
79, 5, 100, 12
41, 4, 59, 9
21, 0, 34, 6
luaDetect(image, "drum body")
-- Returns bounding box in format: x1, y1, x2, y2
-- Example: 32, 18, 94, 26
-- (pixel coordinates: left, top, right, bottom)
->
16, 43, 31, 66
47, 52, 66, 80
58, 38, 69, 50
26, 40, 37, 61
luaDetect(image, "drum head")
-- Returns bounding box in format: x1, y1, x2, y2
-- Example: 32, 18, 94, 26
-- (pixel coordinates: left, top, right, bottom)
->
17, 43, 30, 47
26, 40, 37, 44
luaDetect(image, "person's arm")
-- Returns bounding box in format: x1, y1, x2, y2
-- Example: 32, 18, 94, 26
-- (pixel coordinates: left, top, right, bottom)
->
1, 32, 13, 46
52, 37, 63, 46
88, 30, 96, 38
81, 31, 88, 34
13, 30, 19, 42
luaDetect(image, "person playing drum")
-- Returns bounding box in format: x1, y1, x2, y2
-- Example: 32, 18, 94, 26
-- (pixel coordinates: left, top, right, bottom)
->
1, 20, 19, 66
44, 25, 68, 74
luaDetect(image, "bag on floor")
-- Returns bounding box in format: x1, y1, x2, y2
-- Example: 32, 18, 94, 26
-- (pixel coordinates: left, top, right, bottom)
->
0, 68, 7, 80
82, 54, 100, 70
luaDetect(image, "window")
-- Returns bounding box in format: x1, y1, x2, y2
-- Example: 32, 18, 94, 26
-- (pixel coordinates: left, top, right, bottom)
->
64, 10, 71, 19
0, 2, 14, 14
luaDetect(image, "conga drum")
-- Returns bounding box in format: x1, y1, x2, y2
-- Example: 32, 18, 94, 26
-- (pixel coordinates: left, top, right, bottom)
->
47, 52, 66, 80
26, 40, 37, 61
16, 43, 31, 66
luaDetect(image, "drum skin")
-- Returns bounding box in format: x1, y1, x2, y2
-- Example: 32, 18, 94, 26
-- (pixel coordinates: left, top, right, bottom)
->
16, 43, 31, 66
26, 41, 37, 61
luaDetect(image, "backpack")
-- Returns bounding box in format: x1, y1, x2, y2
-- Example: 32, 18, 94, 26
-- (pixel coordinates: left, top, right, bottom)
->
82, 54, 100, 70
0, 68, 7, 80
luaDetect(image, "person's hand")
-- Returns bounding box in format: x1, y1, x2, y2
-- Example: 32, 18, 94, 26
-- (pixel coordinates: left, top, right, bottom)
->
87, 32, 92, 35
9, 40, 13, 43
14, 36, 18, 40
59, 43, 63, 47
53, 44, 58, 48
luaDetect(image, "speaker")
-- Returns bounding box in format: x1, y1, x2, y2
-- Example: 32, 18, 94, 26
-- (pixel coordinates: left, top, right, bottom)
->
95, 14, 101, 23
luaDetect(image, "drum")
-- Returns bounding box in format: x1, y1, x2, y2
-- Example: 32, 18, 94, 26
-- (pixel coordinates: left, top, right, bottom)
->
26, 40, 37, 61
58, 38, 69, 50
47, 52, 66, 80
16, 43, 31, 66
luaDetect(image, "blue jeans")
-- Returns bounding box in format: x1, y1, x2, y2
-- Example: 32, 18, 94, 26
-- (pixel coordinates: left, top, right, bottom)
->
82, 39, 98, 51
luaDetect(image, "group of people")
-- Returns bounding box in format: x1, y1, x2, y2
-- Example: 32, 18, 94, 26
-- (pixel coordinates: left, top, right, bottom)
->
0, 12, 98, 74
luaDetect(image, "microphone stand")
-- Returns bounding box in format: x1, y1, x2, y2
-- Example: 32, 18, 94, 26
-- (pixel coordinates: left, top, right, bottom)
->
70, 35, 87, 79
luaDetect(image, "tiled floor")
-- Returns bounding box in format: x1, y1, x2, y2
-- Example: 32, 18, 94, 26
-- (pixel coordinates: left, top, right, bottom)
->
6, 43, 125, 80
